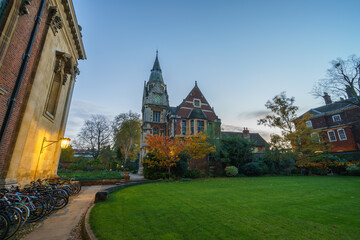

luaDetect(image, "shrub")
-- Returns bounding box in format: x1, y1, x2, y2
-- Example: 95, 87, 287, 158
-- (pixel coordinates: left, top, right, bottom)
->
225, 166, 238, 177
243, 162, 262, 176
346, 164, 360, 176
280, 158, 296, 175
184, 169, 201, 179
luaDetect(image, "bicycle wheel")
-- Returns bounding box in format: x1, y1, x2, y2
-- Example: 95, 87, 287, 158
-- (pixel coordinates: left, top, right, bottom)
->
4, 207, 21, 239
0, 213, 9, 240
14, 203, 29, 227
27, 198, 45, 223
52, 194, 68, 210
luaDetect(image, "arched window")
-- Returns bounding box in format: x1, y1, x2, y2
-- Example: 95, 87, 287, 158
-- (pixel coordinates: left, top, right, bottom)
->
153, 127, 159, 135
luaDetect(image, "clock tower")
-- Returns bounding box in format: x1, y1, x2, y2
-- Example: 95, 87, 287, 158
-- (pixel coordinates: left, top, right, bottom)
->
139, 52, 169, 173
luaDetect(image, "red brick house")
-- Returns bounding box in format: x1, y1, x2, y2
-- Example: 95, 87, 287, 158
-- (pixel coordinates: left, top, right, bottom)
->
301, 93, 360, 152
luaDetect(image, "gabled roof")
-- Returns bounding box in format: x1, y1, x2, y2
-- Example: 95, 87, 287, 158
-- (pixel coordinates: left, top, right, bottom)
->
221, 131, 268, 147
302, 98, 358, 118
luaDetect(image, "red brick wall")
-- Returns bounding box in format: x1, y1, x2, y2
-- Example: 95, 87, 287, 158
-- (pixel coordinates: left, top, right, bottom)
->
310, 107, 360, 152
0, 0, 49, 175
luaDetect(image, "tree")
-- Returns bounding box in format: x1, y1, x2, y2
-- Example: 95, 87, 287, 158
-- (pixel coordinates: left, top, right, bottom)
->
218, 135, 255, 170
60, 145, 75, 163
258, 92, 298, 139
113, 112, 141, 165
185, 132, 216, 160
312, 55, 360, 106
76, 115, 112, 159
144, 135, 189, 178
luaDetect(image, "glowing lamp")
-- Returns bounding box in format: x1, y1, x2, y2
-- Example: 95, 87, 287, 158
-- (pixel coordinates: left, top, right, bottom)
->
41, 137, 71, 153
60, 138, 70, 149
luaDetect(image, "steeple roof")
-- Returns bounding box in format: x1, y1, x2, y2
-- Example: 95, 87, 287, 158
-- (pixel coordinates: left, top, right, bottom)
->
148, 51, 164, 83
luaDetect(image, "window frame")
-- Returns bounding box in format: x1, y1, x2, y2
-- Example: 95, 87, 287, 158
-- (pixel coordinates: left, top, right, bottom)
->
153, 127, 159, 135
332, 114, 341, 122
306, 120, 312, 128
310, 132, 320, 143
153, 111, 161, 122
327, 130, 337, 142
193, 98, 201, 108
337, 129, 347, 141
197, 120, 204, 133
182, 120, 186, 135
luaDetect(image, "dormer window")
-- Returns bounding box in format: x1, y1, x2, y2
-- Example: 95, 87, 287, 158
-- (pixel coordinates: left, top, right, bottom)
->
193, 99, 201, 107
306, 121, 312, 128
332, 114, 341, 122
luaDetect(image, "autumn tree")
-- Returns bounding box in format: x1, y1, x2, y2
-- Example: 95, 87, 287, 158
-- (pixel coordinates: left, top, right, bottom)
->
113, 111, 141, 165
144, 135, 188, 178
76, 115, 112, 159
185, 132, 216, 160
312, 55, 360, 106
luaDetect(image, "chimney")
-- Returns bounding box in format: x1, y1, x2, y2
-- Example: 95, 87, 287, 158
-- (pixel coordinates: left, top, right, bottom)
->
322, 92, 332, 105
346, 86, 355, 99
243, 128, 250, 139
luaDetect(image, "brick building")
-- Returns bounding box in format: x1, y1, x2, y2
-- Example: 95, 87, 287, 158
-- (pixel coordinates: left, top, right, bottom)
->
140, 53, 221, 171
0, 0, 85, 186
301, 93, 360, 152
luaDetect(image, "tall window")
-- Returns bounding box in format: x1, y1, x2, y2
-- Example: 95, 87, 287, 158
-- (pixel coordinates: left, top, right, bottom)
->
332, 114, 341, 122
197, 120, 204, 133
153, 111, 160, 122
191, 120, 194, 135
182, 120, 186, 135
153, 127, 159, 135
337, 129, 347, 141
327, 130, 337, 142
45, 72, 62, 119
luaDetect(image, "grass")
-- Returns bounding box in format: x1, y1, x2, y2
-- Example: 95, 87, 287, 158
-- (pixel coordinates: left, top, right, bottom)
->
90, 176, 360, 240
58, 171, 123, 181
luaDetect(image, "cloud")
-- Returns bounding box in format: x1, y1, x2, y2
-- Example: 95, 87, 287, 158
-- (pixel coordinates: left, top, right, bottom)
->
237, 110, 271, 120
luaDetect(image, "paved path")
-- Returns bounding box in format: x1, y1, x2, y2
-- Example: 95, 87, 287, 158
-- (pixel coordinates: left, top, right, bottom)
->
22, 185, 112, 240
129, 173, 145, 181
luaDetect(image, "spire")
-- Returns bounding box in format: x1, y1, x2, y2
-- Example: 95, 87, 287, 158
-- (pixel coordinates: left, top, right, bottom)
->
148, 51, 164, 83
151, 50, 162, 72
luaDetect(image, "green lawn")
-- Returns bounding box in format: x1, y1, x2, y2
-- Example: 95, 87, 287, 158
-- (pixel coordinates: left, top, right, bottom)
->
90, 177, 360, 240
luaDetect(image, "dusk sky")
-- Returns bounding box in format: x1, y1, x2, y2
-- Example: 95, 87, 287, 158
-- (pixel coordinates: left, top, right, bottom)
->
66, 0, 360, 141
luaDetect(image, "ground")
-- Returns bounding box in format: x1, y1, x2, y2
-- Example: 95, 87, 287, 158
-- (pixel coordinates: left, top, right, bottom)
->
90, 176, 360, 240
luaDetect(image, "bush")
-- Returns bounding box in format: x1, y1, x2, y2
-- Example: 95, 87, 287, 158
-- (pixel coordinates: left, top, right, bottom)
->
346, 164, 360, 176
225, 166, 238, 177
184, 169, 201, 179
280, 158, 296, 175
243, 162, 262, 176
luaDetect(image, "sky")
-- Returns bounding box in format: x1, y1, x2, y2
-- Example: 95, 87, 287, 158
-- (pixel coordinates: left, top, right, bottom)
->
66, 0, 360, 141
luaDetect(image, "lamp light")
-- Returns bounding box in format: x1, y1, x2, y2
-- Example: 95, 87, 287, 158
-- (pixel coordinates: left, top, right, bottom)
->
41, 137, 71, 153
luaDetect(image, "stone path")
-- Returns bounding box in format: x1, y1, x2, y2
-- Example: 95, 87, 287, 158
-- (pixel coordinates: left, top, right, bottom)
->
22, 185, 112, 240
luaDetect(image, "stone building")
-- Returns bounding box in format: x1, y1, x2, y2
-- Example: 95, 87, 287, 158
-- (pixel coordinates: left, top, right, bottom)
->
140, 53, 221, 171
0, 0, 85, 186
300, 93, 360, 152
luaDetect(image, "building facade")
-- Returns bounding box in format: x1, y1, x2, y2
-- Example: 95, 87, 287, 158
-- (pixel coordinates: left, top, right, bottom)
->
0, 0, 85, 186
140, 54, 221, 171
301, 93, 360, 152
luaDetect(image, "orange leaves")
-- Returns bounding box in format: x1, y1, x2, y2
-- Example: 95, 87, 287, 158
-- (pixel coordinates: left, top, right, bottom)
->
143, 133, 216, 177
185, 132, 216, 160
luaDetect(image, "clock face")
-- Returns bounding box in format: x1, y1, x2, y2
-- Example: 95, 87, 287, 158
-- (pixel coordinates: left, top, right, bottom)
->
153, 94, 162, 103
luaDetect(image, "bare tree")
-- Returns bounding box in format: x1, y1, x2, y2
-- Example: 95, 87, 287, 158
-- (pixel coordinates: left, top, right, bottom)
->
113, 111, 141, 164
312, 55, 360, 106
76, 115, 112, 159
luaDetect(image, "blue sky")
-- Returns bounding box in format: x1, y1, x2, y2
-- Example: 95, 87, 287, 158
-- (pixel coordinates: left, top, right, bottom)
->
66, 0, 360, 140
